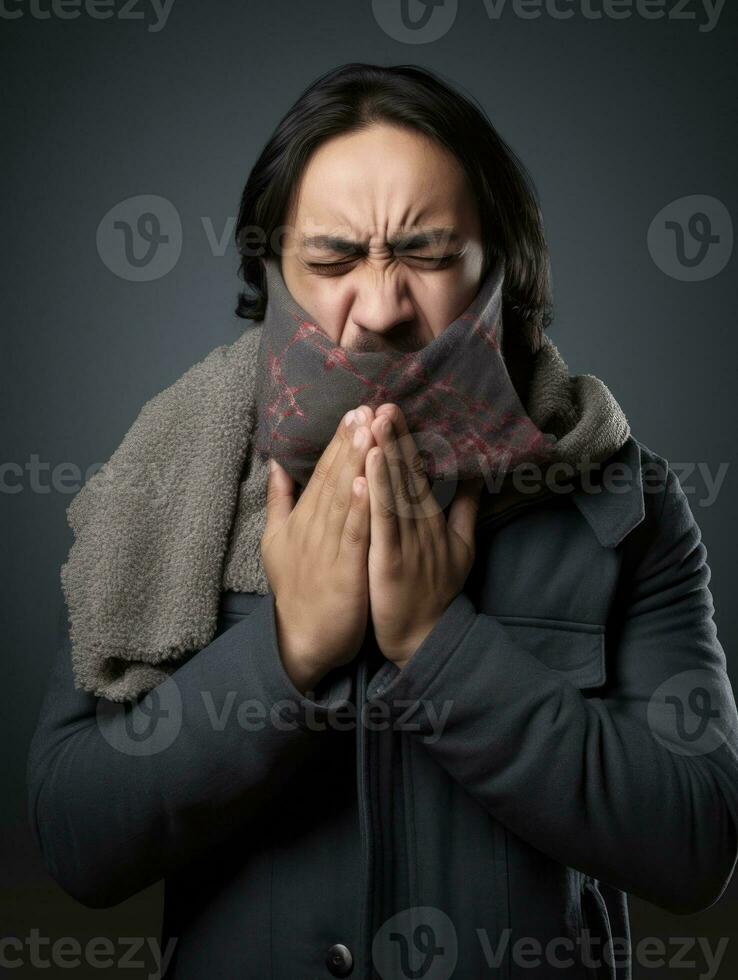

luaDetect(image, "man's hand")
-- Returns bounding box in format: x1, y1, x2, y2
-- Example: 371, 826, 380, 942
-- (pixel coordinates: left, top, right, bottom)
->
365, 404, 483, 668
261, 407, 377, 694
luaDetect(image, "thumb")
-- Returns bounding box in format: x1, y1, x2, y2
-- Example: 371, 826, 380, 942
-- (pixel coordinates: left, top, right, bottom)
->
264, 457, 295, 539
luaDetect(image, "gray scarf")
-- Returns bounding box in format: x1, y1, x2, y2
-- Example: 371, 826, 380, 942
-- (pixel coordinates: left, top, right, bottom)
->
61, 268, 629, 702
254, 255, 558, 486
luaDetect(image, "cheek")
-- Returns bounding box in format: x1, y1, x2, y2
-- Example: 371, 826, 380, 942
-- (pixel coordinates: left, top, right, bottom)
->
296, 284, 351, 344
419, 273, 479, 338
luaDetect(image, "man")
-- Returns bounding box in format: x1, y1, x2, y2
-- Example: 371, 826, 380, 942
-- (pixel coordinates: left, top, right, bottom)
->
28, 63, 738, 980
260, 113, 491, 694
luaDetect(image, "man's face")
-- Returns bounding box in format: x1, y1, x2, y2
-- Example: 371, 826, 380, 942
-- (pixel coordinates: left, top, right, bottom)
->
277, 122, 485, 353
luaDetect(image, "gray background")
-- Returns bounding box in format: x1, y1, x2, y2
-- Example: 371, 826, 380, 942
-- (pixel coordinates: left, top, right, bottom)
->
3, 0, 737, 976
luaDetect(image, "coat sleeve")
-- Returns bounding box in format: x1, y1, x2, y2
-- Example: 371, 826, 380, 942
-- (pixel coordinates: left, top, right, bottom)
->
366, 463, 738, 915
26, 592, 352, 909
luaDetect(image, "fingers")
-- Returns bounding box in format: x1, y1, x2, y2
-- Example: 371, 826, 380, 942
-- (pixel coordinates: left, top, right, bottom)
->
264, 458, 295, 542
339, 475, 370, 562
324, 417, 374, 548
372, 405, 440, 524
371, 415, 406, 517
298, 407, 356, 513
366, 443, 400, 552
314, 405, 373, 527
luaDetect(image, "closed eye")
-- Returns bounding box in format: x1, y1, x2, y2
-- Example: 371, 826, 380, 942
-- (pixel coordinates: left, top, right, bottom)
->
308, 254, 459, 274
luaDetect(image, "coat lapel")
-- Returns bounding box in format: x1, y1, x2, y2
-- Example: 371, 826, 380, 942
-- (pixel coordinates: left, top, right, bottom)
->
570, 435, 646, 549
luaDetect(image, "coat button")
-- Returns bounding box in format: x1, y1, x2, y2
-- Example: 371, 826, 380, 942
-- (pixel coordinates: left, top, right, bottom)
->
325, 942, 353, 977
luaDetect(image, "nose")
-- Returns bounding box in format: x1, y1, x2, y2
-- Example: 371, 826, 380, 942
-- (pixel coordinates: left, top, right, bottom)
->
344, 275, 417, 352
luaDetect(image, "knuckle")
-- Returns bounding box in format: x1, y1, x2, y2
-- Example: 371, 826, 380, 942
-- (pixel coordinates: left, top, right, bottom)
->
320, 468, 340, 499
410, 451, 426, 480
383, 551, 404, 577
342, 520, 363, 545
312, 456, 330, 484
329, 490, 349, 518
393, 469, 413, 504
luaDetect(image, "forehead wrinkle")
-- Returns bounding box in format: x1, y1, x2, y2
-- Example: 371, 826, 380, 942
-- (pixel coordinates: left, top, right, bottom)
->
295, 171, 461, 250
300, 226, 462, 254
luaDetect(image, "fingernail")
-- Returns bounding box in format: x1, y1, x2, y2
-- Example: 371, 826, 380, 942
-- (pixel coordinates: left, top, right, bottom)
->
344, 409, 356, 427
353, 427, 366, 448
354, 407, 367, 424
269, 458, 278, 472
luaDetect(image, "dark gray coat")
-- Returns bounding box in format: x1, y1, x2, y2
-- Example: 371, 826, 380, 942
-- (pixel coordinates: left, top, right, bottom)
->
26, 435, 738, 979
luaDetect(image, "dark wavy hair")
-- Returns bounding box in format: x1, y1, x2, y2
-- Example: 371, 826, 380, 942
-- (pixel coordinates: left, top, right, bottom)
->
234, 62, 553, 388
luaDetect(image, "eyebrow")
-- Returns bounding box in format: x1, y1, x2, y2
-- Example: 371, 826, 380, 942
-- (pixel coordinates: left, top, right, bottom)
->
300, 227, 462, 253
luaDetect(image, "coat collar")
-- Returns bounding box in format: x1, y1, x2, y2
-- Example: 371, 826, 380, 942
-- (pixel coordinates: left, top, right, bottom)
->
472, 435, 646, 547
570, 435, 646, 549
